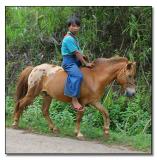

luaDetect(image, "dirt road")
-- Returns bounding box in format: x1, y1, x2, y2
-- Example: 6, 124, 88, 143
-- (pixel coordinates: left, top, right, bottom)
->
6, 128, 143, 154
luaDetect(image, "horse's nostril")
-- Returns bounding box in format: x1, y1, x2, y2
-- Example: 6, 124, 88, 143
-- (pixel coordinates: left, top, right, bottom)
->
125, 91, 135, 97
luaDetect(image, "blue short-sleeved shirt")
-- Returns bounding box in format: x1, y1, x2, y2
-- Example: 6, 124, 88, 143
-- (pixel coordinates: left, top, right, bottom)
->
61, 32, 82, 56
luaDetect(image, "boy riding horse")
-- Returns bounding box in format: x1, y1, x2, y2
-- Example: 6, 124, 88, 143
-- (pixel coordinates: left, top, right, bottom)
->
61, 16, 94, 111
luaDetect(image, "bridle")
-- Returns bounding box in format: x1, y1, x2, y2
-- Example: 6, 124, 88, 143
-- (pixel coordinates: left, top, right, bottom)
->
117, 65, 135, 88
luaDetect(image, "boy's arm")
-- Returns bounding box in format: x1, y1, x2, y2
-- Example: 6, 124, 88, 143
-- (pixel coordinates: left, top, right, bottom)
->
65, 37, 94, 67
75, 51, 94, 68
75, 51, 88, 66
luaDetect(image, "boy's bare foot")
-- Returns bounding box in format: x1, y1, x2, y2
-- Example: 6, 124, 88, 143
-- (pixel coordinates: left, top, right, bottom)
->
71, 97, 84, 111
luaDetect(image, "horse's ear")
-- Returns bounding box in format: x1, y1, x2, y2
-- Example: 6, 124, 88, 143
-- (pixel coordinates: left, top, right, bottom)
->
133, 62, 136, 66
127, 62, 132, 70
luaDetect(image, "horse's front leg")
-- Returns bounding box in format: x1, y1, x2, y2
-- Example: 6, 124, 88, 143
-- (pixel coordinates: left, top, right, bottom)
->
91, 101, 110, 137
74, 110, 84, 140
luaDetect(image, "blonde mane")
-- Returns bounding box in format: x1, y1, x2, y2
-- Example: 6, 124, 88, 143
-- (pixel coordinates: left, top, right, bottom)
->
94, 56, 128, 66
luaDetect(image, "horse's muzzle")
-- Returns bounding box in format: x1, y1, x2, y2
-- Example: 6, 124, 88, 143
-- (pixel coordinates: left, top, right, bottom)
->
124, 87, 136, 97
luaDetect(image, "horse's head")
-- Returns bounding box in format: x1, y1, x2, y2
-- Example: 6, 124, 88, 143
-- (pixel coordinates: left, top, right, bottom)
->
116, 61, 136, 97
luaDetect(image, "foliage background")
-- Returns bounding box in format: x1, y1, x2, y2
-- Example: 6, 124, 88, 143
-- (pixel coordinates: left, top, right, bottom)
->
5, 6, 152, 151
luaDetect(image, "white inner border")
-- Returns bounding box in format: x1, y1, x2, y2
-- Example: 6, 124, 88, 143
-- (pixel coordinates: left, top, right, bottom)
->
1, 0, 156, 160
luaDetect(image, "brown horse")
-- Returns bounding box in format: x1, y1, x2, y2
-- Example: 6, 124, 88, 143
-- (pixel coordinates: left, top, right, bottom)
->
12, 56, 136, 139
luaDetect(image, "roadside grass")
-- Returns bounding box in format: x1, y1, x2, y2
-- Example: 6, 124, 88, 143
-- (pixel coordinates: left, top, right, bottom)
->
6, 96, 151, 153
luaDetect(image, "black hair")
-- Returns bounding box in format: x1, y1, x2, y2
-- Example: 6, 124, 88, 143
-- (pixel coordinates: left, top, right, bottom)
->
67, 16, 81, 27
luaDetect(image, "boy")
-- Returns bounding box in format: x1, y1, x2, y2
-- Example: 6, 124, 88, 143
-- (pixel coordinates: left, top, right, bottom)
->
61, 16, 94, 111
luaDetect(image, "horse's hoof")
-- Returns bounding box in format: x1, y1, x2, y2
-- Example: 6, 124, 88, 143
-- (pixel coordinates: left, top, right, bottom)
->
77, 135, 85, 141
12, 122, 18, 129
104, 127, 110, 139
77, 132, 85, 140
74, 129, 78, 136
104, 132, 110, 139
53, 127, 60, 134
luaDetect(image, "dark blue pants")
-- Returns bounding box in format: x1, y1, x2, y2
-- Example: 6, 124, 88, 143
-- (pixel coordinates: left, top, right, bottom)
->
62, 55, 83, 98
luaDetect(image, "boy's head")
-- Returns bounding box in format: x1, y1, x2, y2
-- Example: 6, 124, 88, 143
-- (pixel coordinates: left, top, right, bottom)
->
67, 16, 80, 35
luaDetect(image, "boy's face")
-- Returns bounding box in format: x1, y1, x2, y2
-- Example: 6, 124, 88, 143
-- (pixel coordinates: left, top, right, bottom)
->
68, 23, 80, 35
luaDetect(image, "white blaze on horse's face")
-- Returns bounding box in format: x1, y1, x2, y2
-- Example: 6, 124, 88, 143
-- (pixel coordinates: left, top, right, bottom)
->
117, 62, 136, 97
125, 87, 136, 97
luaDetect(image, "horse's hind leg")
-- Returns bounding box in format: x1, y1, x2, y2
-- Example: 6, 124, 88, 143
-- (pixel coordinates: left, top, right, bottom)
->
42, 94, 59, 134
12, 88, 37, 128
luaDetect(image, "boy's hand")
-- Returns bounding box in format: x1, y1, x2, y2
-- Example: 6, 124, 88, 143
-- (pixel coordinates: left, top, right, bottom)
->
83, 55, 89, 62
86, 62, 95, 68
75, 52, 94, 68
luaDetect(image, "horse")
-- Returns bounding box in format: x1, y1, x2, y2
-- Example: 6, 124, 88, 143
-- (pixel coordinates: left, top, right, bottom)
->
12, 56, 136, 139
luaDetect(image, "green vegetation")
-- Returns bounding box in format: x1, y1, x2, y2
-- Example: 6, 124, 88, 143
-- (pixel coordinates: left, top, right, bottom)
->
6, 7, 152, 152
6, 93, 151, 152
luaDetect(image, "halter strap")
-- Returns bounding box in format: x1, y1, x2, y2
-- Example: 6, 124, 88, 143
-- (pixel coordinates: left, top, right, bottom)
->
117, 66, 135, 87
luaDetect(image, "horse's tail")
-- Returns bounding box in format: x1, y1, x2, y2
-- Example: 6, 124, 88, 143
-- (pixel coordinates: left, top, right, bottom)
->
16, 66, 33, 101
